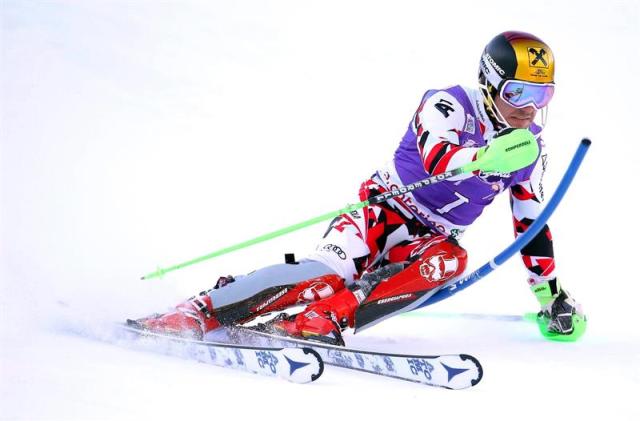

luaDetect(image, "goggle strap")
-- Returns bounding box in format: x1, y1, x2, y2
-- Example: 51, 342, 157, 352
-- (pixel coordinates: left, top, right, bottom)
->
480, 54, 504, 89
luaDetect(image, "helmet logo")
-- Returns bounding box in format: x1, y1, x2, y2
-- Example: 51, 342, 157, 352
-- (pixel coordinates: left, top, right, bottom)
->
483, 53, 506, 76
528, 48, 549, 68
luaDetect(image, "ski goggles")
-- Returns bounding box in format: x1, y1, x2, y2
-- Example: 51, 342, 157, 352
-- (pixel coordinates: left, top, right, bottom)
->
499, 80, 555, 109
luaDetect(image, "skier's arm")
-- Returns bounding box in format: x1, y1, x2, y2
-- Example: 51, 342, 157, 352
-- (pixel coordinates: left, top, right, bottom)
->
510, 149, 586, 337
509, 145, 557, 284
415, 91, 539, 177
414, 91, 481, 178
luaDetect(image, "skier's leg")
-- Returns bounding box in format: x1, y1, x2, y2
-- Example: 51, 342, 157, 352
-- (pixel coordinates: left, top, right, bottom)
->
210, 260, 344, 325
272, 233, 468, 343
352, 235, 468, 328
269, 177, 437, 344
134, 175, 425, 341
131, 260, 343, 339
306, 176, 431, 284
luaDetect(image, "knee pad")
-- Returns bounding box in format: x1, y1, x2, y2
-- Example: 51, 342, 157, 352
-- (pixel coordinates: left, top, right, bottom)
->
414, 238, 468, 283
365, 238, 468, 303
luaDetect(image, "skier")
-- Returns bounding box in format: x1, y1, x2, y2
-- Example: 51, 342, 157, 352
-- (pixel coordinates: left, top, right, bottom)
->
132, 31, 585, 345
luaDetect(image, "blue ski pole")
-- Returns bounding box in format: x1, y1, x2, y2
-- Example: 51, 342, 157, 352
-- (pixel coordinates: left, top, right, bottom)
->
417, 138, 592, 309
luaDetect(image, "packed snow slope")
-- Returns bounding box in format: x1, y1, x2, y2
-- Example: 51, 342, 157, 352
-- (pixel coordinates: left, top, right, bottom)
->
2, 1, 639, 420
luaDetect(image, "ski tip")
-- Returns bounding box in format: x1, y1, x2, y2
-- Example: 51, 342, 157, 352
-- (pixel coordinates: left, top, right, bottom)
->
581, 138, 591, 146
280, 347, 325, 384
303, 347, 324, 382
460, 353, 484, 387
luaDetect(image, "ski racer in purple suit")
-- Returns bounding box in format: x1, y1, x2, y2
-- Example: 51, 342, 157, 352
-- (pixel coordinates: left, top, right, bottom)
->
132, 31, 585, 345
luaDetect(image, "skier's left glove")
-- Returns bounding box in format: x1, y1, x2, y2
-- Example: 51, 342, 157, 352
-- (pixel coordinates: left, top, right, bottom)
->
531, 278, 586, 340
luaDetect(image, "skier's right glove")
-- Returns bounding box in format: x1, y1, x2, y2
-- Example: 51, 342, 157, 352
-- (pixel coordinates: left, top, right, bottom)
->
474, 128, 539, 173
531, 278, 587, 341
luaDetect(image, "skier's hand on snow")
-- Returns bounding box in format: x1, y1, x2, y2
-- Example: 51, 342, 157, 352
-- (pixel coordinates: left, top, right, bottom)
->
531, 278, 586, 337
474, 128, 539, 173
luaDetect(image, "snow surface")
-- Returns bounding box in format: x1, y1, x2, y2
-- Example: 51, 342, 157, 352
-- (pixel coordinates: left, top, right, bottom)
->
1, 1, 639, 420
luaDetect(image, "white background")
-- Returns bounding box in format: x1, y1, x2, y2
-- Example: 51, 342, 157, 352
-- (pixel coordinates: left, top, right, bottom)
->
1, 1, 639, 420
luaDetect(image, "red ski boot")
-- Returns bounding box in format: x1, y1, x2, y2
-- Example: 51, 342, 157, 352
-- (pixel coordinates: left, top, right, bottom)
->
269, 287, 361, 346
129, 291, 221, 339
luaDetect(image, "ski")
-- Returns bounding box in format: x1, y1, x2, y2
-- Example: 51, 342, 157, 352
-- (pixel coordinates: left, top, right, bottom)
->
224, 326, 483, 390
119, 322, 324, 384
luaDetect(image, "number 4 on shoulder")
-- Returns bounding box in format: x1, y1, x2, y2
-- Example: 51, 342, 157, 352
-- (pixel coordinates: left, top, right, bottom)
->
434, 99, 455, 118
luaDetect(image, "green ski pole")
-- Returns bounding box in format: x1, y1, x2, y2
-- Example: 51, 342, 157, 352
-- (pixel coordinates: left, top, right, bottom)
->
142, 128, 538, 280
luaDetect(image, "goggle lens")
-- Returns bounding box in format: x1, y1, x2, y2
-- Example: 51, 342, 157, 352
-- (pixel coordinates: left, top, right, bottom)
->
501, 81, 555, 109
